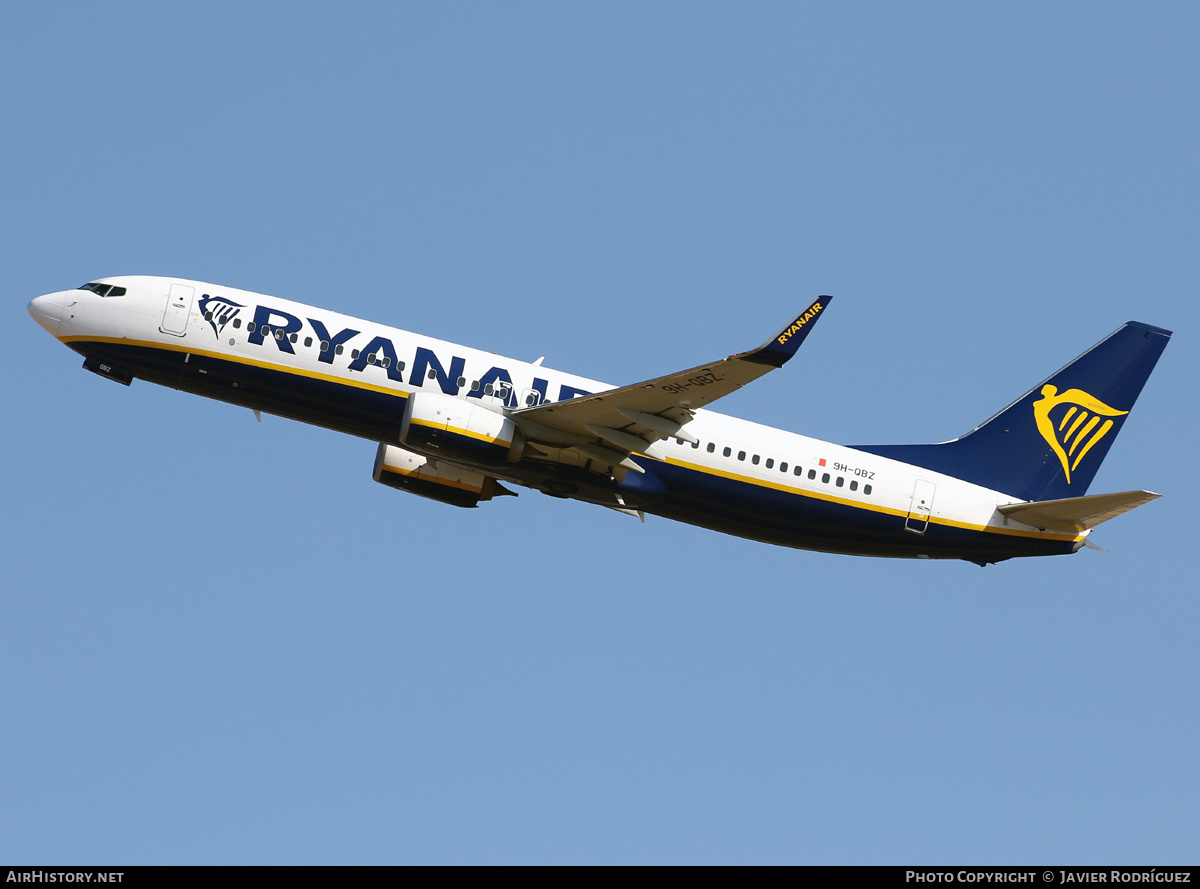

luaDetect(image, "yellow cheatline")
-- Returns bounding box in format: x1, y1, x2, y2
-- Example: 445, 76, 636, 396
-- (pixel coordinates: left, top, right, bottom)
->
409, 417, 510, 447
60, 334, 411, 398
661, 456, 1080, 542
64, 338, 1081, 544
380, 467, 483, 494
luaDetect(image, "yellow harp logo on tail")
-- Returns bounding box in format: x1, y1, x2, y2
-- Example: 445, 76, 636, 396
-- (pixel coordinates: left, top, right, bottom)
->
1032, 385, 1128, 483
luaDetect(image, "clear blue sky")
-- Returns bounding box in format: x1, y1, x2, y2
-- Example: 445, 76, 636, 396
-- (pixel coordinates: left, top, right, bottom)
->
3, 2, 1197, 864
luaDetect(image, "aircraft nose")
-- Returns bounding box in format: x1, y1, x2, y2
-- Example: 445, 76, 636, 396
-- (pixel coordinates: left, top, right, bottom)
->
28, 291, 66, 336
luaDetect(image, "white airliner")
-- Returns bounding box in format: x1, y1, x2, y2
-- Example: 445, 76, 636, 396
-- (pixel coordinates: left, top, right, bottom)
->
28, 276, 1171, 565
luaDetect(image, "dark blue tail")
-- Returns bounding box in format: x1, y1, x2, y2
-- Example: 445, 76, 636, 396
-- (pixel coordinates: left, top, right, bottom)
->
855, 321, 1172, 501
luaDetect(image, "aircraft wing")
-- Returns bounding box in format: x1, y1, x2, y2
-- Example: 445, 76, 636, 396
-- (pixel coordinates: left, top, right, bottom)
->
510, 296, 831, 473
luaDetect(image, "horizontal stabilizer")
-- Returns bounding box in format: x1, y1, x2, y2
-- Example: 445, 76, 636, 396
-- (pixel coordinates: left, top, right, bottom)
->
997, 490, 1160, 532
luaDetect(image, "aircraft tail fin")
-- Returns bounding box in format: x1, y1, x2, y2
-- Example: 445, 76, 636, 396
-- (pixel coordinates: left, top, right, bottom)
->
855, 321, 1171, 501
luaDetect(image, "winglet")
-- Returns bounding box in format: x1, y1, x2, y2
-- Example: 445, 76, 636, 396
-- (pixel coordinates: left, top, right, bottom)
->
738, 296, 832, 367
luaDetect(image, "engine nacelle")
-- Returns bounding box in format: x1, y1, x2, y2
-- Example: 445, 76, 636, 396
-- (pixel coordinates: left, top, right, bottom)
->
373, 443, 505, 508
400, 391, 522, 466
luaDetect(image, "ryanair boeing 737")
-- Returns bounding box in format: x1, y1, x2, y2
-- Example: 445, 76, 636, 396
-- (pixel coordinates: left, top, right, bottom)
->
28, 277, 1171, 565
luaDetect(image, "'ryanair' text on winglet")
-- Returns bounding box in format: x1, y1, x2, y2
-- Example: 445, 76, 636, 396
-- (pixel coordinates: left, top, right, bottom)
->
737, 295, 832, 368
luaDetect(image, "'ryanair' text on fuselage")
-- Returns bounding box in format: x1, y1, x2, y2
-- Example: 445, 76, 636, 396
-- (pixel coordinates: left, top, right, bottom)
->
225, 299, 594, 407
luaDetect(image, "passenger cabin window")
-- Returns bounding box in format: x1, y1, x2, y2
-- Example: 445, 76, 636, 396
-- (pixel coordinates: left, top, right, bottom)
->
723, 447, 732, 457
233, 319, 242, 329
320, 340, 329, 351
765, 458, 773, 468
304, 337, 313, 348
289, 333, 298, 343
794, 466, 803, 476
822, 472, 830, 484
836, 476, 844, 487
780, 462, 788, 472
335, 344, 344, 355
808, 469, 816, 480
351, 349, 360, 359
752, 454, 760, 465
706, 442, 715, 453
850, 480, 858, 491
864, 484, 873, 495
737, 450, 746, 461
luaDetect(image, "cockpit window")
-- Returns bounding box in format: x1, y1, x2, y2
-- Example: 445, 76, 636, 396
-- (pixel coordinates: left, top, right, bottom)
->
78, 283, 127, 297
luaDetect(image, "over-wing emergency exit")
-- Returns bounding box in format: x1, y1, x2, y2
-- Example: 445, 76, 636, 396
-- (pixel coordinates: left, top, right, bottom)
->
28, 277, 1171, 564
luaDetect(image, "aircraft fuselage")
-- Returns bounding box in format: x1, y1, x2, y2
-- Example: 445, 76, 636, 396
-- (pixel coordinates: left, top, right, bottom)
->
31, 276, 1165, 565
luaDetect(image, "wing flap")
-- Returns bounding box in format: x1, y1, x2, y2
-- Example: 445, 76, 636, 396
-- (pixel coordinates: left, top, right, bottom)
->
997, 490, 1161, 532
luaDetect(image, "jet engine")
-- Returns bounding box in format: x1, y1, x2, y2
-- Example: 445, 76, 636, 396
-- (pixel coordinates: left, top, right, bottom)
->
372, 443, 513, 508
399, 391, 524, 466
